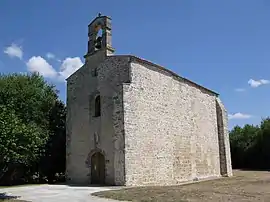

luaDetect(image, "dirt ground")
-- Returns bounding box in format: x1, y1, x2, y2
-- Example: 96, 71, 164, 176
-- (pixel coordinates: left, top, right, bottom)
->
92, 170, 270, 202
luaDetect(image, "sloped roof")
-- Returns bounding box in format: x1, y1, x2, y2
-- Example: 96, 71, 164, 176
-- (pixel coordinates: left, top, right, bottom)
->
116, 55, 219, 96
66, 53, 219, 96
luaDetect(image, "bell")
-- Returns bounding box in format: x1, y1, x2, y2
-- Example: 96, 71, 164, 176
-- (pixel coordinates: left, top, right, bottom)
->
95, 36, 102, 49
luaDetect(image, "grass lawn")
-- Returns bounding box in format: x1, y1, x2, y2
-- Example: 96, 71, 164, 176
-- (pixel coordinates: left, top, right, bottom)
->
92, 170, 270, 202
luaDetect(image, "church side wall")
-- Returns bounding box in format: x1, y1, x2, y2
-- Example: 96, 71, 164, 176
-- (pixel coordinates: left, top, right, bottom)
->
123, 62, 221, 186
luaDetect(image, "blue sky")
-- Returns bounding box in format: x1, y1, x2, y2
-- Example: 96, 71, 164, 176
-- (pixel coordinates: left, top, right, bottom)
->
1, 0, 270, 129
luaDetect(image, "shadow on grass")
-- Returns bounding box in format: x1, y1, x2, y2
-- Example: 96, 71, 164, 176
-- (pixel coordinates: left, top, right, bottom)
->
0, 192, 21, 200
238, 168, 270, 172
51, 181, 123, 189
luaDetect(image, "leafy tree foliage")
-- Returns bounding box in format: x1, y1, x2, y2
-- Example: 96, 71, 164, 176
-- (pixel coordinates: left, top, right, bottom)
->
0, 105, 46, 183
230, 118, 270, 170
0, 73, 66, 185
39, 100, 66, 183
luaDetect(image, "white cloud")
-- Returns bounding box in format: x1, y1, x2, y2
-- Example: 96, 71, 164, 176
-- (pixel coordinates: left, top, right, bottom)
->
59, 57, 83, 79
248, 79, 270, 88
3, 42, 82, 80
228, 113, 252, 120
26, 56, 57, 78
4, 43, 23, 60
46, 52, 55, 59
26, 56, 83, 81
235, 88, 246, 92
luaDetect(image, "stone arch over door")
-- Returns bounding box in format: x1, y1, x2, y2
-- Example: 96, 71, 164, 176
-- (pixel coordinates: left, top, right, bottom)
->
89, 150, 105, 184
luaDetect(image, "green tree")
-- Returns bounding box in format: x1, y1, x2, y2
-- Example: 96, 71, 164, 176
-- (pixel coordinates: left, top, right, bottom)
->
230, 124, 259, 168
0, 73, 59, 185
0, 105, 46, 184
39, 100, 66, 183
252, 118, 270, 169
230, 118, 270, 170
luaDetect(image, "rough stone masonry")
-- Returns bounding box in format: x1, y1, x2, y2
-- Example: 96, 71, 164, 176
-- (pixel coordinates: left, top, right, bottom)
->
65, 14, 233, 186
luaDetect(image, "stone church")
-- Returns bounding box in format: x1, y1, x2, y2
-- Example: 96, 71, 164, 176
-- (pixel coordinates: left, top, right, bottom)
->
66, 14, 232, 186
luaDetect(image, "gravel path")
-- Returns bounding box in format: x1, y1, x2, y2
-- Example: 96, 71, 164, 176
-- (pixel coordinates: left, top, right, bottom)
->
0, 184, 123, 202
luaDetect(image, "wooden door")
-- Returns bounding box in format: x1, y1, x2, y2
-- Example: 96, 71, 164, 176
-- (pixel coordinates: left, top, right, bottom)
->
91, 152, 105, 184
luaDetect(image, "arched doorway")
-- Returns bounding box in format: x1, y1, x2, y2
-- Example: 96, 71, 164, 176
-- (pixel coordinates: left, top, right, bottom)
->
91, 152, 105, 184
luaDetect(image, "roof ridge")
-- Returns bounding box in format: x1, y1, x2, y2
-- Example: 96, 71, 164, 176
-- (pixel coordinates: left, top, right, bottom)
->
110, 55, 219, 96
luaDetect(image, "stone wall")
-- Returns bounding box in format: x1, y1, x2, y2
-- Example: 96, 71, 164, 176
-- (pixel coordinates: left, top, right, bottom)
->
216, 97, 233, 177
66, 53, 129, 185
123, 61, 221, 186
66, 62, 92, 185
98, 56, 130, 185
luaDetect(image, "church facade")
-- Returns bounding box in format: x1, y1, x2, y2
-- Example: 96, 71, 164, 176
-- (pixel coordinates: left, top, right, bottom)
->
66, 15, 232, 186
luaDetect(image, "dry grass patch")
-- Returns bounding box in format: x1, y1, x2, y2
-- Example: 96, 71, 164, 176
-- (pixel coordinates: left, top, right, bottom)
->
93, 170, 270, 202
